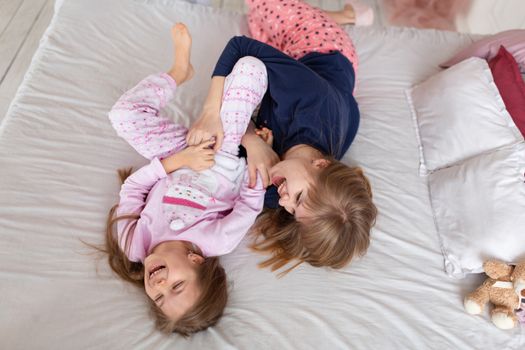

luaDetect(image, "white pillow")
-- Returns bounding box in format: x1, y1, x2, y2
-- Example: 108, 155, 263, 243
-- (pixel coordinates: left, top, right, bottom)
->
428, 142, 525, 278
406, 57, 523, 175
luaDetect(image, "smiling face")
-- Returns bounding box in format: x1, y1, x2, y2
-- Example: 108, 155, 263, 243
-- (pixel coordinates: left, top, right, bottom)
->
143, 241, 204, 321
270, 158, 330, 218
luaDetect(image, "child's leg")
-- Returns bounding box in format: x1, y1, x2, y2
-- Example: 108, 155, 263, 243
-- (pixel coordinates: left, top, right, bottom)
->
219, 56, 268, 156
109, 74, 188, 161
109, 24, 194, 161
245, 0, 359, 73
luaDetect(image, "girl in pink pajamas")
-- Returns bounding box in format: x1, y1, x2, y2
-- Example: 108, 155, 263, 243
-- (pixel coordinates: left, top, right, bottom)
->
104, 24, 267, 335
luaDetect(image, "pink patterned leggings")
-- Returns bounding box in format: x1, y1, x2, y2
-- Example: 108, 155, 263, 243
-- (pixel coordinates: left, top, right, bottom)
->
246, 0, 358, 74
109, 56, 268, 160
219, 56, 268, 155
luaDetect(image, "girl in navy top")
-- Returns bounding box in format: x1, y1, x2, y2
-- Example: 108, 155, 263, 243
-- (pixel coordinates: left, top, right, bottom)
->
187, 0, 377, 273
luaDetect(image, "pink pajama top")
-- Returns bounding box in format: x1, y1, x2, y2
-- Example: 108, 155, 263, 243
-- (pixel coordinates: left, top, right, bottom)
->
113, 75, 265, 262
118, 158, 264, 262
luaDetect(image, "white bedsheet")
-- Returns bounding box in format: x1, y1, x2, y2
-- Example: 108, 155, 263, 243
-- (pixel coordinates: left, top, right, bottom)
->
1, 0, 524, 348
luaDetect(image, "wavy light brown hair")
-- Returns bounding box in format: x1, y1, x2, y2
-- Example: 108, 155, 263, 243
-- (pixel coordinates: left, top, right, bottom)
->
251, 161, 377, 274
102, 169, 228, 336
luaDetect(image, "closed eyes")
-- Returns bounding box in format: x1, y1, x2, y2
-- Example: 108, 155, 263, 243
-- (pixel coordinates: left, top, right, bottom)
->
172, 281, 183, 291
295, 191, 303, 205
290, 191, 303, 216
154, 281, 184, 306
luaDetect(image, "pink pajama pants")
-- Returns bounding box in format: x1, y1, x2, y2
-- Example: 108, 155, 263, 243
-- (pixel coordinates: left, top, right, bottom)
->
109, 56, 268, 160
246, 0, 358, 74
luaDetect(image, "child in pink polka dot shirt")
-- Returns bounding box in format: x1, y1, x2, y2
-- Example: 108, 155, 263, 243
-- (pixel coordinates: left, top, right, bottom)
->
104, 24, 268, 335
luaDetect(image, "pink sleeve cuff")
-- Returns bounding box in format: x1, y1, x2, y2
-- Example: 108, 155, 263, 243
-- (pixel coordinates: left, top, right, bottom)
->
150, 157, 168, 178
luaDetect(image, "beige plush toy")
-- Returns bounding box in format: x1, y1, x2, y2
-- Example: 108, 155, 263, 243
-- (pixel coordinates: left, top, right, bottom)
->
464, 260, 525, 329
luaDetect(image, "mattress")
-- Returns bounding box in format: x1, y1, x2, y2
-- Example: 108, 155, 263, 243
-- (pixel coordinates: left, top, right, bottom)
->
1, 0, 523, 348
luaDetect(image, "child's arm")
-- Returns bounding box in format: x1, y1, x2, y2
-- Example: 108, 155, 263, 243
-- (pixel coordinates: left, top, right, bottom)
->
241, 122, 279, 188
186, 76, 226, 150
118, 160, 166, 217
213, 36, 330, 101
108, 73, 188, 160
160, 140, 215, 173
116, 158, 167, 259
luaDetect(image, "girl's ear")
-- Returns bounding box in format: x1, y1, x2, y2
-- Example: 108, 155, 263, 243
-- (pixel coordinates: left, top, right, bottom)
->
312, 158, 331, 169
188, 252, 205, 265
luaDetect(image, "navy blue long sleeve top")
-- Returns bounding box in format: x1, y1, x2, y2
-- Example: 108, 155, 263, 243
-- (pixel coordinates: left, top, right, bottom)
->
213, 36, 360, 208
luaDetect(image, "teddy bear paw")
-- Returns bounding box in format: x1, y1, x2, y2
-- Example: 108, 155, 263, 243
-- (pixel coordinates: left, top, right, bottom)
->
514, 280, 525, 296
492, 313, 516, 330
464, 298, 482, 315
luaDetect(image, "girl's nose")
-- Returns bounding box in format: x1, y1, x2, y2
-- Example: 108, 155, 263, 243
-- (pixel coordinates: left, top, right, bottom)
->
155, 277, 166, 286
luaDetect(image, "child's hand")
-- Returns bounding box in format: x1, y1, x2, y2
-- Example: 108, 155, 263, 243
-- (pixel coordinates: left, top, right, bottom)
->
241, 132, 279, 188
186, 110, 224, 151
187, 76, 226, 151
161, 140, 215, 173
179, 140, 216, 171
255, 127, 273, 146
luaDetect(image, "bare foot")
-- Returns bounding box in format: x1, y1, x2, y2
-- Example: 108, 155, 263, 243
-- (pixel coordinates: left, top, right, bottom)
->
325, 1, 374, 26
168, 23, 195, 85
325, 5, 356, 26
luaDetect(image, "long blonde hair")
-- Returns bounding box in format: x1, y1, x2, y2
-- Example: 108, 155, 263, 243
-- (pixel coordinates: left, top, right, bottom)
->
251, 161, 377, 274
102, 168, 228, 336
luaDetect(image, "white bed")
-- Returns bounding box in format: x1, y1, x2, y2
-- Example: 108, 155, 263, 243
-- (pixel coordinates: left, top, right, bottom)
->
1, 0, 524, 348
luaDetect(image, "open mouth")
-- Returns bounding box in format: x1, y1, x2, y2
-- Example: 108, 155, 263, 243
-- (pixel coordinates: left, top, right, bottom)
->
148, 265, 166, 279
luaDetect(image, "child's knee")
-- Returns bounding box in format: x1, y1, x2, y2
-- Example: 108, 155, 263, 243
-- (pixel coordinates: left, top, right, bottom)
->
232, 56, 268, 87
